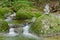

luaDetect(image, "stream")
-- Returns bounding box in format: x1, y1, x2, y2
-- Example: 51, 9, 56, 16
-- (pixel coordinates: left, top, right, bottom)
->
0, 4, 60, 40
0, 14, 60, 40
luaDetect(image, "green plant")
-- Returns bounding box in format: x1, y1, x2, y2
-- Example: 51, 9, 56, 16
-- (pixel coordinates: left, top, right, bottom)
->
30, 14, 60, 36
0, 20, 9, 32
0, 7, 13, 19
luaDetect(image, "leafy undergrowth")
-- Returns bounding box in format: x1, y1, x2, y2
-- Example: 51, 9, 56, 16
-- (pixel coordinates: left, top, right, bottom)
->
0, 7, 13, 19
30, 14, 60, 36
0, 20, 9, 32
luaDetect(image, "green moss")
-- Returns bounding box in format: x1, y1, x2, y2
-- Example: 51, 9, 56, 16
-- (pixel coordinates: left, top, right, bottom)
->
0, 7, 10, 15
16, 7, 42, 19
0, 20, 9, 32
12, 1, 33, 11
30, 14, 60, 36
0, 7, 13, 19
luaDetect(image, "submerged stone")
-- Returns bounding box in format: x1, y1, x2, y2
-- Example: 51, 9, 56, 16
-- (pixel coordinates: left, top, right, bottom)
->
0, 20, 9, 32
30, 14, 60, 36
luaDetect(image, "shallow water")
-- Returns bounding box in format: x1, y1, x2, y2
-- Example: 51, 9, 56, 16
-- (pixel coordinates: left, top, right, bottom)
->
0, 34, 40, 40
0, 33, 60, 40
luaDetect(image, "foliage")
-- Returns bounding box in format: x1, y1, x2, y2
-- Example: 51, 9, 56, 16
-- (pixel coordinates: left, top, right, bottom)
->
12, 0, 33, 11
30, 14, 60, 36
0, 7, 13, 19
0, 20, 9, 32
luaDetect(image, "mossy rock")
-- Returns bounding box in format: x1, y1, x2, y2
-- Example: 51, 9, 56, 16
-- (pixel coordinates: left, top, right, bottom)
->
16, 7, 42, 20
0, 7, 13, 19
0, 20, 9, 32
30, 14, 60, 36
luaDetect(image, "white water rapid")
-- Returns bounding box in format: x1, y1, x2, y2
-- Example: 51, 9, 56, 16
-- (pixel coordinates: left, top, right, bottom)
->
5, 12, 16, 22
7, 24, 18, 36
44, 4, 50, 14
23, 23, 39, 39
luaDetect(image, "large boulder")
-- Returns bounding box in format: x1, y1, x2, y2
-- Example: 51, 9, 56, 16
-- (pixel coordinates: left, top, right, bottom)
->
16, 7, 42, 20
0, 20, 9, 32
30, 14, 60, 36
14, 0, 42, 20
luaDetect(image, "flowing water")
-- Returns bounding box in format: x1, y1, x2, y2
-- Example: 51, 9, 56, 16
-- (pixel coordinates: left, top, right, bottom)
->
0, 13, 39, 40
44, 4, 50, 14
0, 13, 60, 40
22, 23, 39, 39
0, 22, 40, 40
8, 28, 18, 36
5, 12, 16, 22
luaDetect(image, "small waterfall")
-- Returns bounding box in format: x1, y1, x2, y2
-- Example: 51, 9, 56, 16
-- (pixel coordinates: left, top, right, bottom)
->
5, 17, 12, 22
10, 12, 16, 17
8, 24, 18, 36
23, 23, 39, 39
23, 24, 29, 34
5, 12, 16, 22
8, 28, 16, 35
44, 4, 50, 14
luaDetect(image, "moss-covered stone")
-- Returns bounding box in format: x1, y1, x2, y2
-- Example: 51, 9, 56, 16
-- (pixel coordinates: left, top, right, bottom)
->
30, 14, 60, 36
0, 7, 9, 15
0, 7, 13, 19
16, 7, 42, 19
12, 0, 33, 11
0, 20, 9, 32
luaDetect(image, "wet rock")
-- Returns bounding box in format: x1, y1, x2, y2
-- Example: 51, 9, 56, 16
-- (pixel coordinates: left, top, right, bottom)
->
17, 24, 25, 27
8, 24, 16, 28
